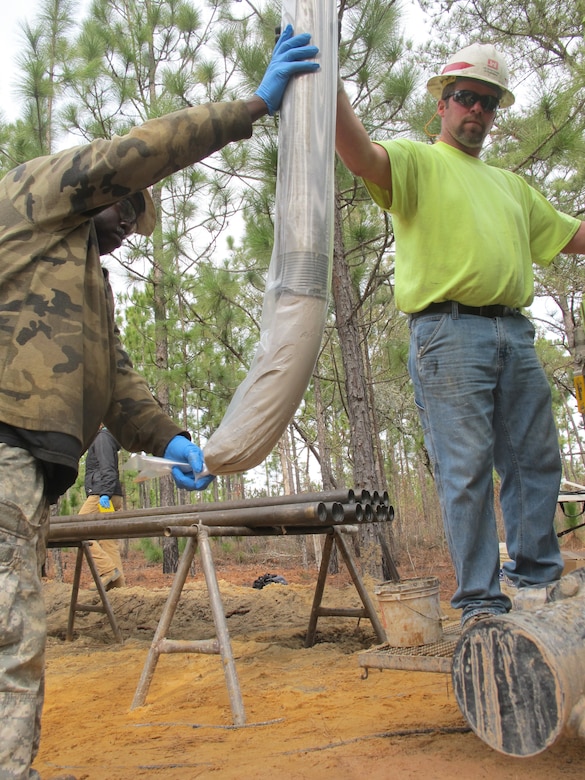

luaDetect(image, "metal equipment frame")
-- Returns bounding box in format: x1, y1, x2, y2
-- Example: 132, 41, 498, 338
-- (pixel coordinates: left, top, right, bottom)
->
47, 540, 123, 643
130, 523, 386, 724
48, 490, 393, 725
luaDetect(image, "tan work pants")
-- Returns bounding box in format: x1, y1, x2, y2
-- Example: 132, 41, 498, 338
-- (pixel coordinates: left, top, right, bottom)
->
77, 494, 126, 585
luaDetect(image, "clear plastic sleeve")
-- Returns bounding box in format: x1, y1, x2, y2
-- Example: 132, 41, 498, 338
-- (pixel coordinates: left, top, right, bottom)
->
204, 0, 337, 475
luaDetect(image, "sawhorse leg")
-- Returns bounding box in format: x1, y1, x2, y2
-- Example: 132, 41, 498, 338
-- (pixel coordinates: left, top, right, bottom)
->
61, 541, 123, 644
305, 528, 387, 647
131, 526, 245, 725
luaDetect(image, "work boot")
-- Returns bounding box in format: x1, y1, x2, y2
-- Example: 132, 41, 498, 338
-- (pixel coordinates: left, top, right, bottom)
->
461, 611, 496, 631
109, 573, 126, 589
512, 581, 559, 610
102, 568, 122, 591
90, 568, 121, 592
499, 572, 516, 599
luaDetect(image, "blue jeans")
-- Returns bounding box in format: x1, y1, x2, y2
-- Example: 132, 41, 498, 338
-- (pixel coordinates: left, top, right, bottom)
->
408, 309, 563, 622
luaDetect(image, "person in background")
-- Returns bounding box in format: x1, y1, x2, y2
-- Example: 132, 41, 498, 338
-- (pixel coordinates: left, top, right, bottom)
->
0, 25, 319, 780
335, 43, 585, 629
78, 426, 126, 590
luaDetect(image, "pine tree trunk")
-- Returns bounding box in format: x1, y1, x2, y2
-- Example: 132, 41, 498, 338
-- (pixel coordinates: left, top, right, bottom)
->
331, 194, 382, 575
151, 185, 179, 575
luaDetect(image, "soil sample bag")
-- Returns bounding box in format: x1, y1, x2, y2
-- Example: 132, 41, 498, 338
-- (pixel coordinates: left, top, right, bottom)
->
205, 0, 337, 475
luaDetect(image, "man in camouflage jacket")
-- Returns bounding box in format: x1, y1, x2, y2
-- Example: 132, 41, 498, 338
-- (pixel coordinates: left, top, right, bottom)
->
0, 26, 318, 780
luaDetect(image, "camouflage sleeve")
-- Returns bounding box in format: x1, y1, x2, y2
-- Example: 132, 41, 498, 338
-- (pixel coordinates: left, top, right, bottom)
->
6, 101, 254, 230
102, 333, 185, 458
101, 272, 185, 457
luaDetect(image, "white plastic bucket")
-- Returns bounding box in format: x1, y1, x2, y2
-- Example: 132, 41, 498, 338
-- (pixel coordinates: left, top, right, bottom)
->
375, 576, 443, 647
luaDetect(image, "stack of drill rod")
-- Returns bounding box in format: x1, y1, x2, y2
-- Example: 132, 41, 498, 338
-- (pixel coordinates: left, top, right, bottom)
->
48, 489, 394, 544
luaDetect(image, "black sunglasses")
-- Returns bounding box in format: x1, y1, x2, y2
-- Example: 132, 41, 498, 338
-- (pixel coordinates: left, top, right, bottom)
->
445, 89, 500, 112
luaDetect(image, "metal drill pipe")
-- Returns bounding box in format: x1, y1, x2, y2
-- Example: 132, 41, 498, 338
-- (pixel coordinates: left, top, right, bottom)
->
339, 503, 363, 524
324, 501, 347, 523
51, 500, 344, 532
51, 489, 359, 525
164, 524, 360, 538
362, 503, 374, 523
376, 490, 390, 507
375, 504, 395, 522
49, 501, 329, 541
48, 501, 336, 543
358, 489, 390, 508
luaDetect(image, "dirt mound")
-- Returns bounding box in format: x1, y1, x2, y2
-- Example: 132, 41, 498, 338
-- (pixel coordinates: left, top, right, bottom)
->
44, 576, 377, 653
35, 550, 585, 780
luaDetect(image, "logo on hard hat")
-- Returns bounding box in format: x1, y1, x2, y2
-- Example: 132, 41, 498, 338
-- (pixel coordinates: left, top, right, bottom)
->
487, 59, 498, 70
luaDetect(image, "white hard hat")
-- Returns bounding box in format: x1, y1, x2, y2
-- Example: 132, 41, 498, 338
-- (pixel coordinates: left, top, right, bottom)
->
427, 43, 515, 108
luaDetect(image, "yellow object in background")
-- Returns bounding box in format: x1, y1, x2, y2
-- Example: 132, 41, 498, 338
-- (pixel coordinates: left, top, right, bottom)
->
98, 500, 114, 513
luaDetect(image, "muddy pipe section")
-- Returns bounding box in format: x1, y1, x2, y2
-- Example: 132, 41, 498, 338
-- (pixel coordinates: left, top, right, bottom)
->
452, 568, 585, 757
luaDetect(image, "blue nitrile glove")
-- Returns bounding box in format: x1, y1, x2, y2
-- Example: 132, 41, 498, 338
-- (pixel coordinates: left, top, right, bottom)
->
99, 495, 111, 509
254, 24, 319, 115
163, 435, 215, 491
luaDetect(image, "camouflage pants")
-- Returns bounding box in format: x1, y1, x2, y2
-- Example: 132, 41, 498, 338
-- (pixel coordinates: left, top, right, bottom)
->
0, 444, 49, 780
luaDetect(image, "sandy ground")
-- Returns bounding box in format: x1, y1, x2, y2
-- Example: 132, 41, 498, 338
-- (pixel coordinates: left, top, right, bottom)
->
34, 548, 585, 780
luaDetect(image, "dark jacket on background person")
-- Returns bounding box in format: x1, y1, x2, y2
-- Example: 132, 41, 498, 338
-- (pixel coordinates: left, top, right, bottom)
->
84, 428, 123, 499
0, 101, 253, 500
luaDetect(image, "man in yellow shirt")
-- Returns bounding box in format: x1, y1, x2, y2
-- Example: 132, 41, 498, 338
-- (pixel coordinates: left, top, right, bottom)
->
335, 43, 585, 628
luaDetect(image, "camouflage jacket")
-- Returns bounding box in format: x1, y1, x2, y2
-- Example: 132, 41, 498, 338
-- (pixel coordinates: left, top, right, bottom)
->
0, 101, 253, 458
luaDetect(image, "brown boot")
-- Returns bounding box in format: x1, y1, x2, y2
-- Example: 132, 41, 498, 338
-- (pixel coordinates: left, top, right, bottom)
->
89, 567, 121, 592
109, 572, 126, 589
102, 567, 122, 591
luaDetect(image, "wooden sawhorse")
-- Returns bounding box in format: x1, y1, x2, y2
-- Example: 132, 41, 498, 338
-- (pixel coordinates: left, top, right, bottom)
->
130, 524, 387, 725
47, 541, 123, 644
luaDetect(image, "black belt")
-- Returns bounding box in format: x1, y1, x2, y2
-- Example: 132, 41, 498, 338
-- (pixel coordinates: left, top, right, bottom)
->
410, 301, 518, 320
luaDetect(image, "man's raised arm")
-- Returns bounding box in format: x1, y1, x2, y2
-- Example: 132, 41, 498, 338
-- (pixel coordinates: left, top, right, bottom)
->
335, 83, 392, 196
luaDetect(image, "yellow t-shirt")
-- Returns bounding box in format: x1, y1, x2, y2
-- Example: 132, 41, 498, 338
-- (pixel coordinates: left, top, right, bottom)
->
364, 140, 580, 313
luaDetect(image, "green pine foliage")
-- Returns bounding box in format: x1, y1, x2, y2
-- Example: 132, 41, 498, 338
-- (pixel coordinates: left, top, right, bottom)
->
2, 0, 584, 545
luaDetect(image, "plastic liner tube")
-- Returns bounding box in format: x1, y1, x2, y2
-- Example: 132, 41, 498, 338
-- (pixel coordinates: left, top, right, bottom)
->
205, 0, 337, 475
